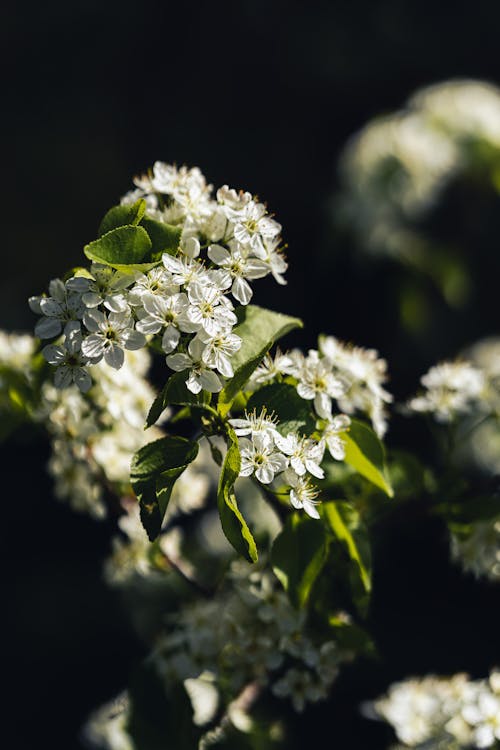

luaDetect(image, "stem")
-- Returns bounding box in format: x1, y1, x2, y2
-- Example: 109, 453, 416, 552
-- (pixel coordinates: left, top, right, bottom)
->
200, 681, 262, 748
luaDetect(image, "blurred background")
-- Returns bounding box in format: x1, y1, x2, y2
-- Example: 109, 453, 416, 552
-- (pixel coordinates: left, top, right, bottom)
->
2, 1, 500, 747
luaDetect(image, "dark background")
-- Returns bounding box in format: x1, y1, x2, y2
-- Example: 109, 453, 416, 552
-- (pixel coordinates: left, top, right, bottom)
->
2, 1, 500, 748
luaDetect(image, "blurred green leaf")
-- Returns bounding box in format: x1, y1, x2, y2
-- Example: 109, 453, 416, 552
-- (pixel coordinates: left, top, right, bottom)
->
271, 512, 328, 608
131, 435, 199, 540
321, 501, 371, 616
217, 426, 258, 562
342, 419, 393, 497
146, 371, 211, 428
246, 383, 316, 437
218, 305, 302, 416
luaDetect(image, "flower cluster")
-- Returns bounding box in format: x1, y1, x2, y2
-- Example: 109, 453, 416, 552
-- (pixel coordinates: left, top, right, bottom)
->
250, 337, 392, 436
450, 519, 500, 583
337, 80, 500, 261
230, 408, 350, 519
408, 361, 486, 423
154, 559, 353, 721
34, 348, 163, 518
30, 163, 288, 394
368, 670, 500, 749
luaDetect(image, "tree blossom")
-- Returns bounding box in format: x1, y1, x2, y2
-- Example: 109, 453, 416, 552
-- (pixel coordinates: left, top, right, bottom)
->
184, 283, 237, 337
320, 414, 351, 461
29, 278, 87, 339
42, 342, 92, 393
295, 350, 345, 419
408, 360, 485, 422
82, 310, 146, 369
285, 470, 322, 519
135, 293, 191, 353
274, 432, 325, 479
166, 336, 223, 394
238, 432, 288, 484
197, 329, 242, 378
207, 242, 269, 305
68, 264, 135, 313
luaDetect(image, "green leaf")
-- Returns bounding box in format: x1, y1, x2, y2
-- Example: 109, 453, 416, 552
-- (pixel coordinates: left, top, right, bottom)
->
321, 501, 371, 615
271, 513, 328, 608
217, 426, 258, 562
98, 199, 146, 236
146, 372, 211, 428
218, 305, 302, 415
342, 419, 393, 497
246, 382, 316, 436
141, 217, 182, 259
84, 225, 153, 271
131, 435, 199, 540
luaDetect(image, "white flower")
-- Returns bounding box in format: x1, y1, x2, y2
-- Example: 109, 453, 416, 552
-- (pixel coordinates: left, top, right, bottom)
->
229, 408, 280, 440
216, 185, 253, 211
408, 360, 485, 422
274, 432, 325, 479
82, 310, 146, 369
285, 470, 321, 519
135, 293, 191, 353
162, 253, 209, 287
207, 242, 269, 305
319, 336, 392, 437
321, 414, 351, 460
229, 200, 281, 256
258, 235, 288, 285
272, 668, 322, 712
184, 283, 237, 337
248, 349, 295, 387
295, 350, 345, 419
30, 278, 86, 339
128, 267, 179, 306
42, 340, 92, 393
166, 336, 223, 394
68, 264, 135, 313
238, 432, 288, 484
197, 329, 242, 378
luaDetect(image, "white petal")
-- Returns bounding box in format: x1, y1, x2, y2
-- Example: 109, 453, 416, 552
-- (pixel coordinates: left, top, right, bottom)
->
42, 344, 66, 365
81, 334, 105, 359
104, 294, 129, 313
82, 292, 102, 308
161, 325, 180, 354
166, 353, 192, 372
35, 316, 62, 339
256, 464, 275, 484
207, 244, 230, 265
231, 277, 253, 305
54, 366, 73, 389
303, 501, 320, 520
122, 329, 146, 350
104, 343, 125, 369
199, 369, 223, 393
136, 315, 162, 335
83, 308, 106, 332
297, 383, 315, 401
74, 368, 92, 393
314, 392, 331, 418
186, 372, 203, 394
214, 351, 234, 378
